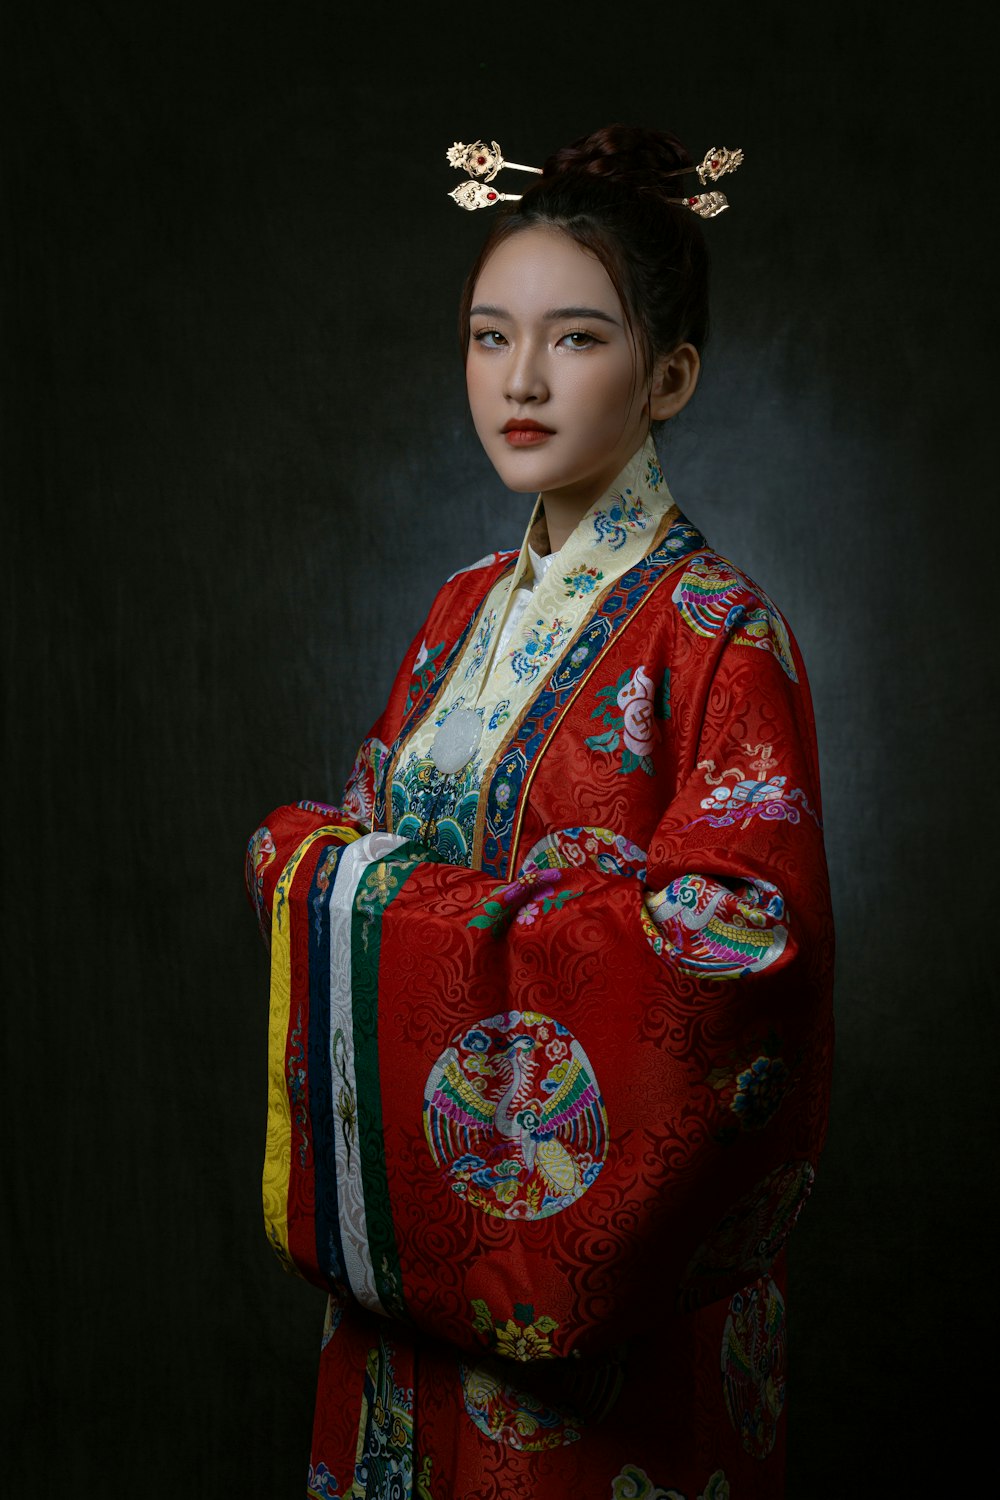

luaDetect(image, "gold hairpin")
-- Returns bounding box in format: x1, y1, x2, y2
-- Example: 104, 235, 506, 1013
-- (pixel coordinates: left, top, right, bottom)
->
664, 147, 745, 184
446, 140, 543, 182
449, 179, 525, 211
667, 190, 732, 219
662, 148, 744, 214
445, 138, 744, 215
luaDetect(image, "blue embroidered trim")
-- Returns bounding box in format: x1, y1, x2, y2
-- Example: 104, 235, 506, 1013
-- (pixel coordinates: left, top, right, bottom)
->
479, 515, 707, 876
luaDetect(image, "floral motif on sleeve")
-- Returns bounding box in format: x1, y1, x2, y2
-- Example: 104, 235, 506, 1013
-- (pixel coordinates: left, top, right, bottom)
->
705, 1029, 791, 1140
585, 665, 668, 775
466, 868, 582, 936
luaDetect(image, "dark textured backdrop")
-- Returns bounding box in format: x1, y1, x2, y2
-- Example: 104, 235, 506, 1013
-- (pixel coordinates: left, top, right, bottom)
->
3, 0, 995, 1493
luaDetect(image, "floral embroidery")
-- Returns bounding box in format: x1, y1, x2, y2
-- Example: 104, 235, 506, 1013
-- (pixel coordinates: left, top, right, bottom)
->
706, 1030, 790, 1138
585, 665, 666, 775
509, 615, 572, 684
423, 1010, 608, 1220
466, 869, 582, 936
407, 638, 446, 710
464, 609, 497, 679
733, 1056, 790, 1128
593, 486, 650, 549
562, 563, 605, 598
494, 1317, 555, 1361
470, 1298, 559, 1361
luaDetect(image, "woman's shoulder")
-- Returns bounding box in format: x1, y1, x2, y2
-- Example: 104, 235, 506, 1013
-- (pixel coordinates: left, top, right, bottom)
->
444, 548, 519, 585
420, 548, 518, 633
664, 539, 801, 685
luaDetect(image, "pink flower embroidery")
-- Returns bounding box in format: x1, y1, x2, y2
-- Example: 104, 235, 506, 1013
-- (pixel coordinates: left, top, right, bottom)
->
616, 665, 656, 757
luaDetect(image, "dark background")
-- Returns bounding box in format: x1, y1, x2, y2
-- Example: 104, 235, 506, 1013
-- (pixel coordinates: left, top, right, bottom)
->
3, 0, 995, 1492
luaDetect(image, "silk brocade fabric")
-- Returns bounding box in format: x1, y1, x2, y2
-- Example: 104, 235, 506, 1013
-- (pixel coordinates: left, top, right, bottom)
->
246, 437, 834, 1500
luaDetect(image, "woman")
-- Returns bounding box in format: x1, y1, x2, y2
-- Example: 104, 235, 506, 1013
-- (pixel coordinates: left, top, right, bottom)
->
247, 125, 833, 1500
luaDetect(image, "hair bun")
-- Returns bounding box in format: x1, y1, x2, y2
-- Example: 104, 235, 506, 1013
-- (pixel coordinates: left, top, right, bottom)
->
542, 124, 694, 193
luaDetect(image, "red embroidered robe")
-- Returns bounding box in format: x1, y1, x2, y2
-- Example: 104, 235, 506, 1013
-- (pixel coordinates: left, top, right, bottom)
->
246, 458, 833, 1500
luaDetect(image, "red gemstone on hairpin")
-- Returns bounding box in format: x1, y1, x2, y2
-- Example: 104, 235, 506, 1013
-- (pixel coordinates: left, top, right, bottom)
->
487, 191, 497, 200
689, 197, 697, 205
477, 155, 486, 165
711, 159, 719, 169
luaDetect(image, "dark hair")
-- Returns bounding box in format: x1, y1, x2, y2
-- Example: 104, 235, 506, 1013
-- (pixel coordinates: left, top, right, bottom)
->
458, 124, 711, 376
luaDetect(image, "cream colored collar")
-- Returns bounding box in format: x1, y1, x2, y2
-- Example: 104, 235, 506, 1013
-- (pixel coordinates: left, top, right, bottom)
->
398, 435, 679, 783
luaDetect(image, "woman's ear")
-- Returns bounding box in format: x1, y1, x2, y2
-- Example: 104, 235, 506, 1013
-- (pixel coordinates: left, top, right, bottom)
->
648, 343, 701, 421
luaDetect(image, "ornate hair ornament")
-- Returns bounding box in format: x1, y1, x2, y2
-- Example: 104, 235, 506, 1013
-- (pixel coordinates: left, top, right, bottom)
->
446, 139, 542, 210
446, 138, 744, 216
446, 140, 543, 182
662, 146, 745, 218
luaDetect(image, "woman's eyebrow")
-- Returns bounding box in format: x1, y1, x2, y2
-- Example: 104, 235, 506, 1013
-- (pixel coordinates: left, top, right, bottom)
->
546, 306, 621, 326
469, 303, 621, 326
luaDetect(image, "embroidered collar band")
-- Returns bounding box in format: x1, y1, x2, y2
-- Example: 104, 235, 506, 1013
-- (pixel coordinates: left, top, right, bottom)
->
425, 435, 678, 778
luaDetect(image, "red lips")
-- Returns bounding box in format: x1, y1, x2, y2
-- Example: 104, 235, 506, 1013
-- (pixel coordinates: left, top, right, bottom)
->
502, 418, 555, 447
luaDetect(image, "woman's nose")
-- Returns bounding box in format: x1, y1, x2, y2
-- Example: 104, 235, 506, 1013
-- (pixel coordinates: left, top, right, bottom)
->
504, 343, 548, 404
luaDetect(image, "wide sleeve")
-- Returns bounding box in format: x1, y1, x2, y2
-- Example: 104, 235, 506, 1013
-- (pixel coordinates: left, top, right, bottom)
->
244, 611, 439, 948
251, 597, 833, 1361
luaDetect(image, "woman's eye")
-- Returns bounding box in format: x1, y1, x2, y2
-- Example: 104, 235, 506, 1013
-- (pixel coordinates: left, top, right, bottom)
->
472, 329, 507, 349
561, 330, 599, 349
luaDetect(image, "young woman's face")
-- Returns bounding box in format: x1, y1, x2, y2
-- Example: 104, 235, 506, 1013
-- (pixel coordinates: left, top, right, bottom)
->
466, 225, 652, 507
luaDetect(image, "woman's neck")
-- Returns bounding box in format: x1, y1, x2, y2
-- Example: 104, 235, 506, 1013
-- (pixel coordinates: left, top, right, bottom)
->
539, 436, 652, 552
539, 491, 590, 554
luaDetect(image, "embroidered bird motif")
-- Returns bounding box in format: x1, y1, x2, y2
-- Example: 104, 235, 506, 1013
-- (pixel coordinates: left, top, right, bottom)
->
423, 1021, 607, 1216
